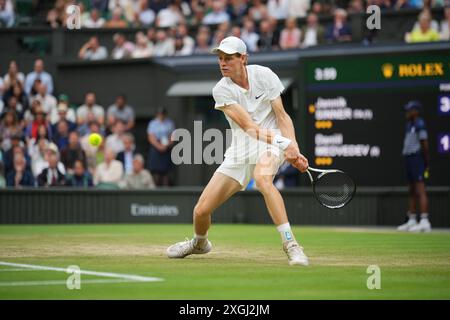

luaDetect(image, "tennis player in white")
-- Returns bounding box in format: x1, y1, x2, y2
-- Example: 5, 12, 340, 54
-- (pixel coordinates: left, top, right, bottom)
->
167, 36, 310, 266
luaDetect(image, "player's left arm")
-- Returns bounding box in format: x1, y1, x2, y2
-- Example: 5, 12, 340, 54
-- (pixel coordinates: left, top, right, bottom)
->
271, 96, 308, 171
271, 96, 298, 148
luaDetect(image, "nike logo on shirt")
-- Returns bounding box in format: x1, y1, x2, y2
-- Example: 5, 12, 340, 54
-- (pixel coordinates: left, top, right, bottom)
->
255, 93, 264, 99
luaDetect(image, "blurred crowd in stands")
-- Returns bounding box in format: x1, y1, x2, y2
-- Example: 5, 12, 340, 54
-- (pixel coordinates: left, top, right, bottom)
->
1, 1, 449, 55
0, 58, 177, 189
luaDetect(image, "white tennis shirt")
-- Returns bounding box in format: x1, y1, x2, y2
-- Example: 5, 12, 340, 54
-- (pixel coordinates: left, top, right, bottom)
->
212, 64, 285, 163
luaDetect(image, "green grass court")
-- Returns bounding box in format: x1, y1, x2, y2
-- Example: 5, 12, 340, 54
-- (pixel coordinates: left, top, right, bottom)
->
0, 224, 449, 299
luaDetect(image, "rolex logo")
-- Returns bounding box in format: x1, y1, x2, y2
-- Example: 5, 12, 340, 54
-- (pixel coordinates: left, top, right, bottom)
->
382, 63, 394, 79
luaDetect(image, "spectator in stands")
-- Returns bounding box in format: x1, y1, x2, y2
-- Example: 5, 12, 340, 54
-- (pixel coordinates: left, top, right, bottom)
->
287, 0, 310, 18
47, 0, 70, 28
77, 92, 105, 127
300, 13, 326, 48
3, 134, 28, 176
0, 0, 15, 27
156, 0, 184, 27
2, 81, 28, 119
23, 97, 41, 124
257, 18, 280, 51
61, 131, 87, 175
440, 7, 450, 40
111, 33, 135, 59
173, 0, 192, 19
248, 0, 269, 22
93, 147, 123, 188
105, 120, 126, 154
174, 34, 188, 55
117, 133, 136, 175
107, 94, 135, 131
241, 19, 259, 52
0, 111, 22, 151
37, 144, 66, 187
3, 95, 25, 123
25, 107, 52, 144
405, 11, 440, 42
176, 23, 195, 54
211, 28, 227, 47
326, 8, 352, 43
137, 0, 156, 26
194, 29, 212, 54
24, 59, 54, 96
52, 120, 71, 150
65, 159, 93, 187
91, 0, 109, 13
393, 0, 412, 9
132, 31, 154, 58
120, 154, 156, 189
230, 24, 242, 38
153, 29, 175, 56
411, 8, 439, 31
280, 17, 301, 49
268, 0, 289, 20
227, 0, 248, 24
30, 83, 57, 120
147, 107, 175, 186
78, 36, 108, 60
104, 6, 128, 28
203, 0, 230, 25
83, 8, 106, 28
29, 137, 49, 177
3, 61, 25, 90
191, 0, 208, 24
6, 153, 34, 188
348, 0, 366, 13
50, 102, 77, 128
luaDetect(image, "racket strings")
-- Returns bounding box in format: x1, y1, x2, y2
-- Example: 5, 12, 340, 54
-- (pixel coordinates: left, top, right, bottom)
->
314, 172, 355, 209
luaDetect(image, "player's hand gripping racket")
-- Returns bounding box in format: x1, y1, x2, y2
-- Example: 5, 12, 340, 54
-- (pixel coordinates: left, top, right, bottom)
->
305, 167, 356, 209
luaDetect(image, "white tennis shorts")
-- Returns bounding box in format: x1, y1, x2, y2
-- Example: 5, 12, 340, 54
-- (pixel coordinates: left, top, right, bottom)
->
216, 141, 285, 190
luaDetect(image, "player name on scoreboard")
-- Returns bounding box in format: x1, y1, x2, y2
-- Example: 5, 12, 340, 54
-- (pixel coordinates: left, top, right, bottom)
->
308, 96, 381, 166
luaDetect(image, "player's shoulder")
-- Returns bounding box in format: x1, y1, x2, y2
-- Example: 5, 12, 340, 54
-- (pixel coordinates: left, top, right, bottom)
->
248, 64, 274, 75
212, 77, 233, 95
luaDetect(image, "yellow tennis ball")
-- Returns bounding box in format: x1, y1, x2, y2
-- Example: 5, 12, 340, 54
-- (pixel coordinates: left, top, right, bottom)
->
88, 133, 102, 147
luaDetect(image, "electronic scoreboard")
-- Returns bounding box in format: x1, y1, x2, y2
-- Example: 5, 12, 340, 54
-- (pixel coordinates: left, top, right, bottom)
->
302, 49, 450, 186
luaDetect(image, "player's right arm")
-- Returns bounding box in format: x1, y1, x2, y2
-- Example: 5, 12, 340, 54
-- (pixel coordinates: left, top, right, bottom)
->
221, 103, 306, 171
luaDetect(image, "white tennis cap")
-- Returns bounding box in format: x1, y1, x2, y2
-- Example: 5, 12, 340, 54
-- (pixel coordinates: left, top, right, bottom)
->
211, 36, 247, 55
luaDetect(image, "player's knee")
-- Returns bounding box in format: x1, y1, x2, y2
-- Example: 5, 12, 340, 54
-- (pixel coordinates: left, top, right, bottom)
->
254, 175, 273, 193
194, 202, 210, 218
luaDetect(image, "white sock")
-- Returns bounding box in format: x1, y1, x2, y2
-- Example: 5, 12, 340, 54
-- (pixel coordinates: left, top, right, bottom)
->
407, 212, 417, 221
193, 233, 208, 247
420, 213, 429, 220
277, 223, 295, 243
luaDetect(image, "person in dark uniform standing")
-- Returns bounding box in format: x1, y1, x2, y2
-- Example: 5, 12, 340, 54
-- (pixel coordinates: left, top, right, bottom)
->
146, 107, 175, 186
397, 101, 431, 232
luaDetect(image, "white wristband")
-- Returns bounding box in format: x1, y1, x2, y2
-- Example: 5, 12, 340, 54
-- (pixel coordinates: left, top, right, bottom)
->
272, 134, 292, 151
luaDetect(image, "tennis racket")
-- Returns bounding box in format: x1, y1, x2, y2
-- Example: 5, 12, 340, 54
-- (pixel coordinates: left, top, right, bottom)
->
305, 167, 356, 209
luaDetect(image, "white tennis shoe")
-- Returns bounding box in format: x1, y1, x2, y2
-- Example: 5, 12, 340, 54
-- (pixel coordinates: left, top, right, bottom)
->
283, 241, 309, 266
397, 219, 417, 231
166, 238, 212, 258
409, 218, 432, 233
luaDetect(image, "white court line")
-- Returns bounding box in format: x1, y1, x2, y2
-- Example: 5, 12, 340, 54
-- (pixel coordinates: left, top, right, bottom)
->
0, 279, 135, 287
0, 261, 164, 283
0, 268, 39, 272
